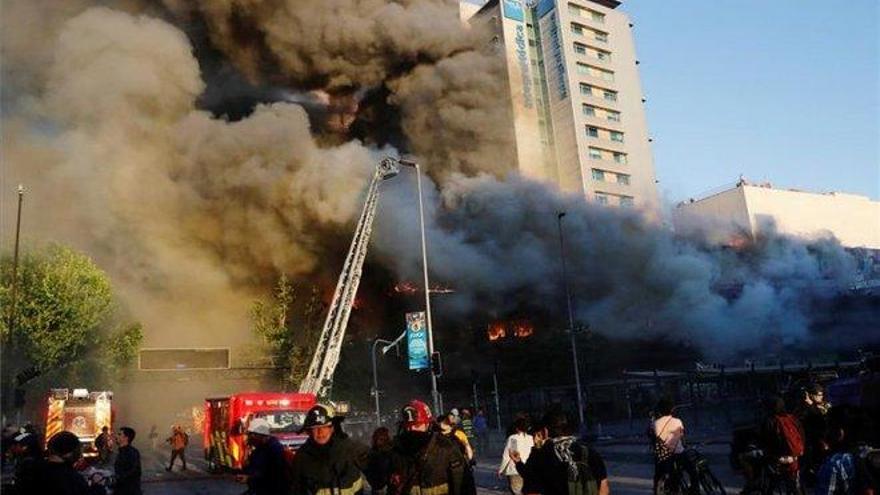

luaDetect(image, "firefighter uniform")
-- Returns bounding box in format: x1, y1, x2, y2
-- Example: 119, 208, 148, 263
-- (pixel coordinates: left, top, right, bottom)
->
290, 404, 369, 495
387, 401, 474, 495
388, 430, 471, 495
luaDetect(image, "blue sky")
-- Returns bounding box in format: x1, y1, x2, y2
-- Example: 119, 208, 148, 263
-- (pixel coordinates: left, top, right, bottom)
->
623, 0, 879, 203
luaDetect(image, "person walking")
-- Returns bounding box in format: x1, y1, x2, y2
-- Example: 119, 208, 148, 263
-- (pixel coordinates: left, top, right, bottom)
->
439, 412, 475, 462
511, 409, 609, 495
289, 404, 368, 495
759, 396, 805, 495
796, 383, 831, 488
474, 409, 489, 459
10, 431, 43, 495
460, 409, 476, 456
95, 425, 113, 464
114, 426, 142, 495
387, 400, 474, 495
236, 418, 290, 495
651, 398, 686, 495
165, 425, 188, 471
498, 417, 533, 495
364, 427, 393, 495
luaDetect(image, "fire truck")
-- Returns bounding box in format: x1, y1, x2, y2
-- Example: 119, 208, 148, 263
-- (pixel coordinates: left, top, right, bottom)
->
45, 388, 113, 458
203, 392, 316, 471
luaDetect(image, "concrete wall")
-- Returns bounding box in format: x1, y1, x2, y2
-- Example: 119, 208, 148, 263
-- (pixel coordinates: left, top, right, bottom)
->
675, 184, 880, 249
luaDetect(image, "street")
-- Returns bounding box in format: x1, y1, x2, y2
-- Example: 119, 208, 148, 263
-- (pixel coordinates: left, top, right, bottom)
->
136, 438, 743, 495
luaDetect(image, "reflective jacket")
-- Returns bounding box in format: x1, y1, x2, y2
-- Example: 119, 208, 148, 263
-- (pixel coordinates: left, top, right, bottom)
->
290, 436, 368, 495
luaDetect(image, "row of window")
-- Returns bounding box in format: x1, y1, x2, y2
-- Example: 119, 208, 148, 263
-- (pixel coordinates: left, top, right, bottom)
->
595, 191, 634, 207
586, 125, 623, 143
591, 168, 630, 185
571, 22, 608, 43
588, 146, 627, 164
582, 104, 620, 122
573, 42, 611, 63
580, 83, 617, 102
576, 62, 614, 82
567, 3, 605, 24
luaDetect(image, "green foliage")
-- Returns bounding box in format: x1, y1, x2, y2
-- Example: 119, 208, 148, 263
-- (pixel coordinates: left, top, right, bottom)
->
250, 277, 323, 387
1, 245, 112, 371
0, 244, 142, 395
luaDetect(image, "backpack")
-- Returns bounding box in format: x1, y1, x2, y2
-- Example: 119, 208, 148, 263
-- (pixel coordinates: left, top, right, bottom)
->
568, 442, 599, 495
776, 415, 805, 457
650, 418, 675, 462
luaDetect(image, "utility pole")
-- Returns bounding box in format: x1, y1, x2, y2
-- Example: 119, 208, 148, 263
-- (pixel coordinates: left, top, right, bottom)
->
493, 360, 502, 432
9, 185, 24, 344
557, 211, 586, 428
399, 159, 440, 415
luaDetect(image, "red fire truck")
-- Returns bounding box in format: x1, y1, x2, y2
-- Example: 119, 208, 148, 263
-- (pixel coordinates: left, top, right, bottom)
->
203, 392, 316, 471
45, 388, 113, 458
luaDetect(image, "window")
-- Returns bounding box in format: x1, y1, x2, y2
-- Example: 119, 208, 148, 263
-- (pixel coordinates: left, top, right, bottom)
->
607, 110, 621, 122
589, 147, 603, 160
580, 83, 593, 96
610, 131, 624, 143
574, 43, 587, 55
603, 90, 617, 102
591, 11, 605, 23
613, 152, 627, 164
595, 31, 608, 43
582, 105, 596, 116
596, 51, 610, 62
620, 196, 634, 207
586, 126, 599, 137
595, 193, 609, 205
571, 23, 584, 35
617, 174, 630, 185
528, 39, 536, 47
592, 169, 605, 181
576, 63, 589, 75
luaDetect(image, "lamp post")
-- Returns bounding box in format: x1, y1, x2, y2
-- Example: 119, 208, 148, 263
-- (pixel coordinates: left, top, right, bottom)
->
8, 185, 24, 343
557, 211, 586, 427
398, 159, 440, 415
371, 331, 406, 427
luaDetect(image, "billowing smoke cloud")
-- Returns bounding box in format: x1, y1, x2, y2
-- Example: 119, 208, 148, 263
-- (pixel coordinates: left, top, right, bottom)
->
1, 0, 871, 388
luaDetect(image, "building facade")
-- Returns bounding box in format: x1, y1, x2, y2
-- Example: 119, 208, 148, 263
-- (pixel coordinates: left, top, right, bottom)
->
674, 181, 880, 250
466, 0, 658, 211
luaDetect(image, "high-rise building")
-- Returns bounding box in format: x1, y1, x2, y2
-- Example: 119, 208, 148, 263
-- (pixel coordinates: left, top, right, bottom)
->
465, 0, 658, 211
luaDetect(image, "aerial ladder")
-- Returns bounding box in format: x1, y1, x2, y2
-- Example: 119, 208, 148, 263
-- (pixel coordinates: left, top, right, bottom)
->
298, 157, 402, 398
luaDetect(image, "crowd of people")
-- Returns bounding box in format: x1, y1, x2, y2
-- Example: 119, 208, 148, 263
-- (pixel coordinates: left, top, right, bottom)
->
2, 385, 878, 495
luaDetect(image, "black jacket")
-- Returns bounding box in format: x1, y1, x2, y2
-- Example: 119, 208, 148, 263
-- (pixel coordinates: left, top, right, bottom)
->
114, 445, 142, 495
516, 437, 607, 495
387, 431, 473, 495
247, 436, 291, 495
364, 445, 393, 490
290, 436, 368, 495
33, 460, 90, 495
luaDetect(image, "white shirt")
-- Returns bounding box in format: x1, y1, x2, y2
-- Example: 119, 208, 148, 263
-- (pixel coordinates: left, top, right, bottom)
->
499, 432, 534, 476
654, 415, 685, 454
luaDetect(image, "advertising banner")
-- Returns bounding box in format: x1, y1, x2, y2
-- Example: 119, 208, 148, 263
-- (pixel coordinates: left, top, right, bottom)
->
406, 312, 429, 370
502, 0, 525, 21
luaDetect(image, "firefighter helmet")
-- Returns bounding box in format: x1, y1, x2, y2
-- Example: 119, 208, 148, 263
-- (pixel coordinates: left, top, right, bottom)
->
401, 400, 433, 427
300, 404, 335, 431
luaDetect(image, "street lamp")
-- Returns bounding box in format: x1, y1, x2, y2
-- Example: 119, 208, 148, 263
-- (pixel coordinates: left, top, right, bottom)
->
8, 184, 24, 342
557, 211, 586, 428
398, 159, 441, 415
370, 331, 406, 427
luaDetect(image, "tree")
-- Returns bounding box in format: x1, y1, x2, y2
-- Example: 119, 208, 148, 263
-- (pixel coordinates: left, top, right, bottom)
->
250, 277, 324, 388
0, 244, 142, 408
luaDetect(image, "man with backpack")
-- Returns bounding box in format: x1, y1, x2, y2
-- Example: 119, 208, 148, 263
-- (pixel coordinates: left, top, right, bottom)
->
759, 396, 805, 492
510, 408, 609, 495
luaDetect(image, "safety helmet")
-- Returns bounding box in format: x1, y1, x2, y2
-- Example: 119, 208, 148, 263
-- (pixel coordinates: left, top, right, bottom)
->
401, 400, 433, 427
300, 404, 335, 432
247, 418, 271, 436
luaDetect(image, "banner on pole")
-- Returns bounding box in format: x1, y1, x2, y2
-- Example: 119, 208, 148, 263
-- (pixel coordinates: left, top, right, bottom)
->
406, 312, 429, 370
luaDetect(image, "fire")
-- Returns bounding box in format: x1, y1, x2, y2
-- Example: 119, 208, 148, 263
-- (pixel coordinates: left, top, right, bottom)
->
393, 281, 455, 295
487, 320, 534, 341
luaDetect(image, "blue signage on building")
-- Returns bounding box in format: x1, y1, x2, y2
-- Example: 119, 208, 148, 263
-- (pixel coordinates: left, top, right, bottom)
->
536, 0, 555, 18
406, 312, 429, 370
502, 0, 525, 21
515, 24, 534, 108
547, 12, 568, 100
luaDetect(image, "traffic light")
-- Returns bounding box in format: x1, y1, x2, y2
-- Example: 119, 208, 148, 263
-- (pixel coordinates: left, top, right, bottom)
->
431, 352, 442, 377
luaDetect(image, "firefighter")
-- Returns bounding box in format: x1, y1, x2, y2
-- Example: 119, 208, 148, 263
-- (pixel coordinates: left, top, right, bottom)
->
236, 418, 289, 495
290, 404, 368, 495
165, 425, 188, 471
387, 400, 473, 495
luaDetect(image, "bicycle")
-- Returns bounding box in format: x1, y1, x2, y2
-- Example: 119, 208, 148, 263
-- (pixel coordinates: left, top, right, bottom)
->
739, 446, 802, 495
655, 448, 727, 495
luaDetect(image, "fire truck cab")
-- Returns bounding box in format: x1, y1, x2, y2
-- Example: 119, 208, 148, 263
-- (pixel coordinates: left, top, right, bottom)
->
45, 388, 113, 458
203, 392, 316, 472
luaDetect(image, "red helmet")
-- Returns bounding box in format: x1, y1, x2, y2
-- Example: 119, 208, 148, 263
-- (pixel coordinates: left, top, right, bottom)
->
401, 400, 433, 427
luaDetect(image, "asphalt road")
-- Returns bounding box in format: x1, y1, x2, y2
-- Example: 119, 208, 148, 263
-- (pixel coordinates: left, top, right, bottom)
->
137, 441, 743, 495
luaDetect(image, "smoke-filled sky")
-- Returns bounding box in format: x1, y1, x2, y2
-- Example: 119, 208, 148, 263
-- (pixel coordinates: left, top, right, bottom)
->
0, 0, 874, 371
